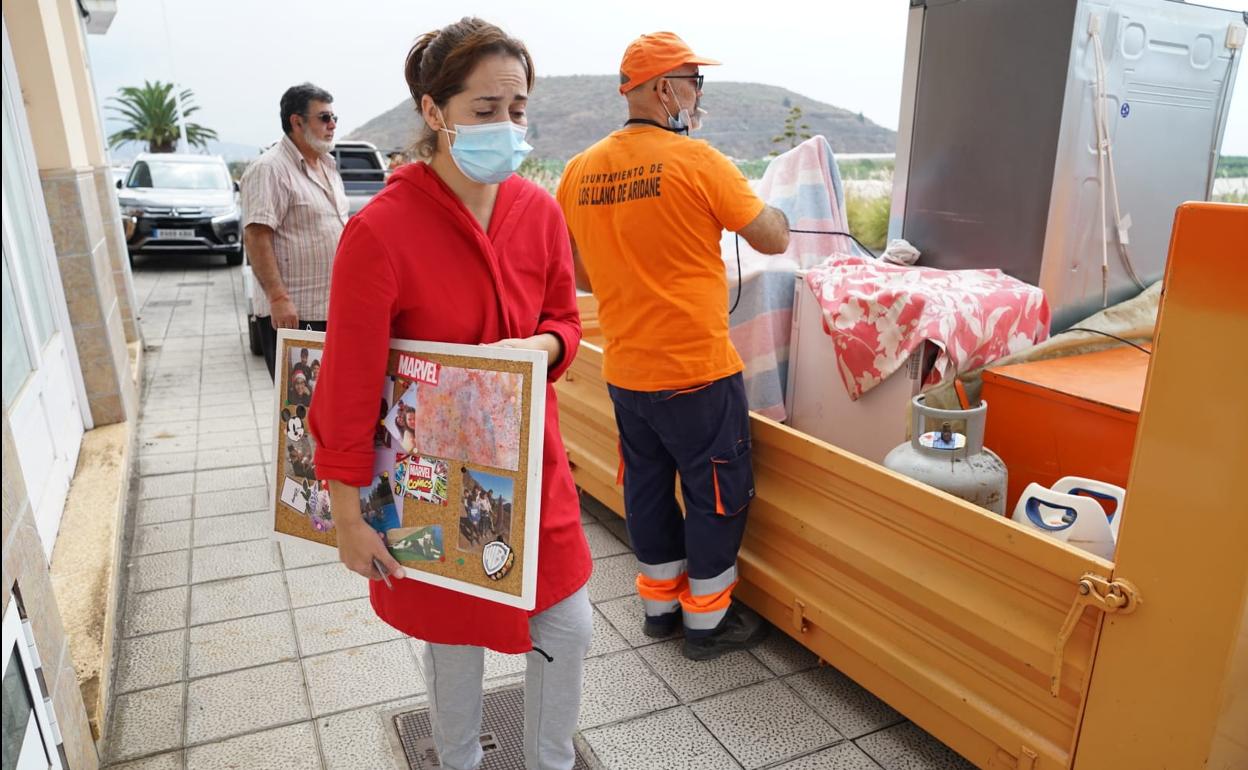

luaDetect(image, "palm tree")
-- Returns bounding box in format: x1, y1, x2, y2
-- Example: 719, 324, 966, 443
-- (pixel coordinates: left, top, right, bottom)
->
106, 80, 218, 153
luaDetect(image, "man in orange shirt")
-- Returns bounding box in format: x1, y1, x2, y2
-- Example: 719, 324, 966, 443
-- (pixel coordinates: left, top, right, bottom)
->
556, 31, 789, 660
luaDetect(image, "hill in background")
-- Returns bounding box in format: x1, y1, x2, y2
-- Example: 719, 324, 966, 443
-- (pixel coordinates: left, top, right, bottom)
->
347, 74, 897, 161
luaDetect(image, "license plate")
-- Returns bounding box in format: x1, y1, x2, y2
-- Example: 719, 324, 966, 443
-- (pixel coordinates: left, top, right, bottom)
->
154, 228, 196, 239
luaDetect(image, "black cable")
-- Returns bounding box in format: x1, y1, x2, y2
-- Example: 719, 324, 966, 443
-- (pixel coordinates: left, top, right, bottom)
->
730, 227, 875, 316
1061, 327, 1152, 354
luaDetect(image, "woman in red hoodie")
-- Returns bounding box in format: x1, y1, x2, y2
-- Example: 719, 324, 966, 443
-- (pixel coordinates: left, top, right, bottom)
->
308, 18, 592, 770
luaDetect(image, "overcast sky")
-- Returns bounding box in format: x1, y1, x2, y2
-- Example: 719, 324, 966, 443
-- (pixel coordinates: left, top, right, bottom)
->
86, 0, 1247, 157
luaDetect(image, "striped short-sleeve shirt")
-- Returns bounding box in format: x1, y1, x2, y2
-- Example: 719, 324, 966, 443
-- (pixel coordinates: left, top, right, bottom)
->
241, 135, 348, 321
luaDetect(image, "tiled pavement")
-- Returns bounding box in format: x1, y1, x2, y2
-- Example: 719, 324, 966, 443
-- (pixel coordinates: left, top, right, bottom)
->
107, 255, 974, 769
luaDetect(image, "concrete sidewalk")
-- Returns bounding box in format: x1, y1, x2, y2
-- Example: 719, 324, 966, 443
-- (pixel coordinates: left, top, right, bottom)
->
104, 256, 973, 770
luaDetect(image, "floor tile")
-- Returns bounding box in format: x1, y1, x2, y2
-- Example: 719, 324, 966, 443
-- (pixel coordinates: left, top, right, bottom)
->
280, 538, 339, 569
190, 572, 290, 626
195, 445, 263, 470
774, 743, 883, 770
194, 465, 268, 493
106, 683, 185, 762
638, 639, 772, 702
185, 661, 309, 744
751, 629, 821, 676
129, 550, 191, 593
194, 401, 254, 420
124, 586, 189, 637
199, 391, 252, 407
137, 496, 195, 526
597, 594, 678, 648
588, 553, 640, 603
854, 722, 975, 770
601, 517, 631, 549
195, 486, 269, 518
787, 667, 905, 739
141, 421, 199, 441
583, 706, 743, 770
133, 521, 192, 556
577, 650, 678, 729
198, 415, 262, 435
115, 630, 187, 693
139, 452, 198, 477
691, 679, 841, 770
586, 607, 630, 659
138, 434, 198, 456
188, 611, 299, 679
293, 598, 403, 656
318, 697, 425, 770
139, 472, 196, 500
303, 639, 423, 716
192, 511, 270, 548
286, 562, 370, 608
185, 721, 321, 770
190, 539, 281, 583
579, 492, 619, 524
196, 430, 260, 451
111, 751, 186, 770
583, 522, 632, 559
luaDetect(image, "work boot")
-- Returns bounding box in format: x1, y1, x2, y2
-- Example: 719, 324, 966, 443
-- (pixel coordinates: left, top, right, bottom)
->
642, 610, 682, 639
681, 601, 769, 661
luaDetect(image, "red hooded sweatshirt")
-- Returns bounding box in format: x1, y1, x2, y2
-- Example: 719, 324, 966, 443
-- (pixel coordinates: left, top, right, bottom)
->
308, 162, 591, 653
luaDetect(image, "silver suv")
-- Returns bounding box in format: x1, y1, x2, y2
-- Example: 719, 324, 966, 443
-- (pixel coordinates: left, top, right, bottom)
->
117, 153, 243, 265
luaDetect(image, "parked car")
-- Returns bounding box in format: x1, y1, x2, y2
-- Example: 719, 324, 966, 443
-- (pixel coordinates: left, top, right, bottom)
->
116, 153, 242, 266
331, 140, 387, 216
242, 140, 387, 355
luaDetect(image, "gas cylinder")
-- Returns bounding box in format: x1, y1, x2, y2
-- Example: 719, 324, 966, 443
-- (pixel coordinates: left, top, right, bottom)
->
1011, 476, 1125, 560
883, 395, 1008, 514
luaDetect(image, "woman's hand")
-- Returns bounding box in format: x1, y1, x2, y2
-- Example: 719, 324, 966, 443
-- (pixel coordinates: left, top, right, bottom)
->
492, 333, 563, 366
337, 518, 405, 581
328, 480, 405, 581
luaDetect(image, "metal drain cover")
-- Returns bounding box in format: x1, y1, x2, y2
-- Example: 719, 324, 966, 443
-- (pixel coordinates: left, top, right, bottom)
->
176, 281, 214, 287
392, 686, 594, 769
144, 299, 193, 307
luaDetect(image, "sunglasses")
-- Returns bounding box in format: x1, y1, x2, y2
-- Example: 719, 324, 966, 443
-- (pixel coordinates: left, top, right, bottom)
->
665, 74, 705, 90
305, 111, 338, 125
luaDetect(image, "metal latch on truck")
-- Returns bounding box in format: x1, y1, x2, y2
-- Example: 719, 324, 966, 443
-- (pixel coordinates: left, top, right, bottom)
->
1051, 573, 1140, 696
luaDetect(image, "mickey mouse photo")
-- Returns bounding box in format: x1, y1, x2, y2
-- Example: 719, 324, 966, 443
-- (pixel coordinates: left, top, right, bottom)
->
282, 405, 315, 480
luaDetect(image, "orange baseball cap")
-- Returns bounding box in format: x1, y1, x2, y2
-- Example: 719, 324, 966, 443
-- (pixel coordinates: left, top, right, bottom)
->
618, 32, 721, 94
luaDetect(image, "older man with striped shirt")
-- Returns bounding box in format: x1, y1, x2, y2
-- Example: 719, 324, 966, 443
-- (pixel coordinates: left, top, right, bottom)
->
241, 82, 348, 378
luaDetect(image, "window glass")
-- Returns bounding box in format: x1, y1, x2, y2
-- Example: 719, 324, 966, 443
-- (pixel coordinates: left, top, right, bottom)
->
1, 647, 38, 770
1, 90, 55, 346
127, 160, 230, 190
2, 249, 34, 408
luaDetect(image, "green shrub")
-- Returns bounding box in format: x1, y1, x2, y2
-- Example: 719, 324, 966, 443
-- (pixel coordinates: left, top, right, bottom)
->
846, 192, 890, 252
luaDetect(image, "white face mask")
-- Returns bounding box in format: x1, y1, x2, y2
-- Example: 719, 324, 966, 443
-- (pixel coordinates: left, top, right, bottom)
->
660, 84, 706, 134
437, 113, 533, 185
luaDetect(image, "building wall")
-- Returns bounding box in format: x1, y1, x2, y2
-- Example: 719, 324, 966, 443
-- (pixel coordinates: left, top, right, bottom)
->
4, 0, 139, 426
2, 414, 100, 770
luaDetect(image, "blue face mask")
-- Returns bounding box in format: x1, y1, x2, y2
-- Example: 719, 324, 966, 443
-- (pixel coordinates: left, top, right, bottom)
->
441, 119, 532, 184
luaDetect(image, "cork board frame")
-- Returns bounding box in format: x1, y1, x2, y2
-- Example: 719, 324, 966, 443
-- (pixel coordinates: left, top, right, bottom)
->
270, 329, 546, 610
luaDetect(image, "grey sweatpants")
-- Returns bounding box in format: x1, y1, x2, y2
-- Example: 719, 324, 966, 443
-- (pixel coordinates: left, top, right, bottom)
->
420, 585, 592, 770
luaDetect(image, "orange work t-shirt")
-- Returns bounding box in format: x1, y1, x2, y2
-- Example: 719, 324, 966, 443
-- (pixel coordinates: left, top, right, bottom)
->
556, 124, 765, 391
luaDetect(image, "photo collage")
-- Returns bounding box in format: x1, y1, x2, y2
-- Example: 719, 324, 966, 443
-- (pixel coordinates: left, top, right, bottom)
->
381, 354, 525, 581
272, 333, 536, 597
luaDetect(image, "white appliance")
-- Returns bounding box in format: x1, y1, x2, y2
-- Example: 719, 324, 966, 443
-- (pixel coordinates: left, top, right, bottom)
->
890, 0, 1245, 330
784, 274, 936, 465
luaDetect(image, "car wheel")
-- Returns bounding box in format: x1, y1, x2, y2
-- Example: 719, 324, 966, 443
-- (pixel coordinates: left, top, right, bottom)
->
247, 314, 264, 356
225, 247, 244, 266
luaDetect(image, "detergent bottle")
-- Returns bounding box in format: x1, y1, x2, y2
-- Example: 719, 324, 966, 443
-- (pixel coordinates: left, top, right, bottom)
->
1011, 476, 1126, 560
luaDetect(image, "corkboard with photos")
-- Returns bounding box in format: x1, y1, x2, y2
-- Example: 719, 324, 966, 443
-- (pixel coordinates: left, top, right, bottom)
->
269, 329, 547, 610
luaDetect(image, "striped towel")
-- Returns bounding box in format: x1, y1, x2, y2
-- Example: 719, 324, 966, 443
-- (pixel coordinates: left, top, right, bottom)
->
723, 136, 866, 420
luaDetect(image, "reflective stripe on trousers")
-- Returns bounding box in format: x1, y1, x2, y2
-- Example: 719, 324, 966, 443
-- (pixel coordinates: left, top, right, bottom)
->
636, 558, 687, 617
682, 565, 738, 631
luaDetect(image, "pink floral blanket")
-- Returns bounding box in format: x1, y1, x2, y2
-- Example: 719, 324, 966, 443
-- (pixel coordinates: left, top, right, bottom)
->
805, 255, 1051, 400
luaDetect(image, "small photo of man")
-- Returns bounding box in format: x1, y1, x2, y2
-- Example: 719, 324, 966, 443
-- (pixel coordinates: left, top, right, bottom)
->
457, 468, 514, 553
